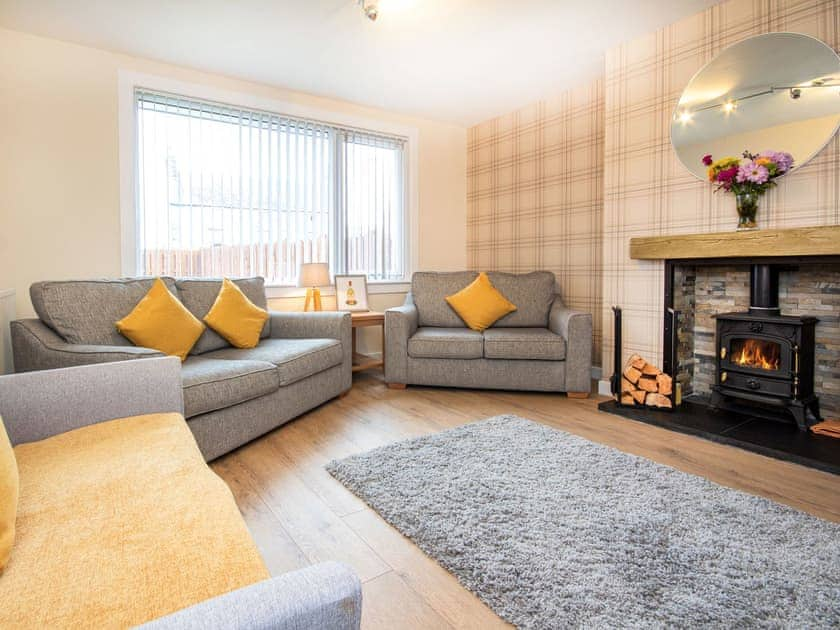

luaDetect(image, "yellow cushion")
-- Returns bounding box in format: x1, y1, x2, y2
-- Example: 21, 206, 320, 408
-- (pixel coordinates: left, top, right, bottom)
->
203, 278, 269, 349
445, 272, 517, 332
116, 278, 205, 361
0, 416, 18, 574
1, 413, 268, 628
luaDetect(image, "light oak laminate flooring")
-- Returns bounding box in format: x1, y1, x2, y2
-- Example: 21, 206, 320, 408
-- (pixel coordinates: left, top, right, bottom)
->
212, 373, 840, 629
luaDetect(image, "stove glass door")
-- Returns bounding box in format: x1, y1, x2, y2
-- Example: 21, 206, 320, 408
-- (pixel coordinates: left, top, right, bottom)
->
727, 337, 781, 371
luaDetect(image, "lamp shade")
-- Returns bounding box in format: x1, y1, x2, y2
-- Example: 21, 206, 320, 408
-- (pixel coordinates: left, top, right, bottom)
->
297, 263, 330, 288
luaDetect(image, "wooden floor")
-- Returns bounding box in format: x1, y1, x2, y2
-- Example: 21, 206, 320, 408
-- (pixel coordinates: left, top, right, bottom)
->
211, 372, 840, 630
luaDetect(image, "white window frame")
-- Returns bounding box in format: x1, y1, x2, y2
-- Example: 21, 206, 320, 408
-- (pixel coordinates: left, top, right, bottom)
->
118, 70, 418, 297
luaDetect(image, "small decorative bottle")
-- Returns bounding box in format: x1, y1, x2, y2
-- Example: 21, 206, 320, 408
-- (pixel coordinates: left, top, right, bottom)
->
345, 281, 358, 306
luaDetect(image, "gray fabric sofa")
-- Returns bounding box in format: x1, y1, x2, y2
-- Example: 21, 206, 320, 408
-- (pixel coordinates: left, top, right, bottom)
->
0, 358, 362, 629
11, 277, 352, 461
385, 271, 592, 395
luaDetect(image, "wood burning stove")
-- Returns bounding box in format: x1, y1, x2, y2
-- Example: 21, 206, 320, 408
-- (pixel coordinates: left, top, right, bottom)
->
711, 264, 821, 430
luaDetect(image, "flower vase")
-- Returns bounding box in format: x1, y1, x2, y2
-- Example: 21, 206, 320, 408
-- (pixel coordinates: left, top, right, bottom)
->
735, 191, 759, 230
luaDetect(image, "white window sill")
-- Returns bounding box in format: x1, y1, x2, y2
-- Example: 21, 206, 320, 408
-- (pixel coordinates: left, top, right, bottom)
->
265, 281, 410, 300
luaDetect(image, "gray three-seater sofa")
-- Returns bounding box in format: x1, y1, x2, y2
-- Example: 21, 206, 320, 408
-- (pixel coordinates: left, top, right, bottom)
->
385, 271, 592, 395
11, 276, 351, 461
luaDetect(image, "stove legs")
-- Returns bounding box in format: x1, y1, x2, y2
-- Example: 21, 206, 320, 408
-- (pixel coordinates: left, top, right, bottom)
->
710, 387, 821, 432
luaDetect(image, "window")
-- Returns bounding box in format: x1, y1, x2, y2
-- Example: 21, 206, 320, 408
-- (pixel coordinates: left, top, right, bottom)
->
135, 90, 407, 284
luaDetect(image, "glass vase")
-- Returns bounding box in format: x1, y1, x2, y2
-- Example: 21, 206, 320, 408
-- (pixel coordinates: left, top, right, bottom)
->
735, 190, 759, 230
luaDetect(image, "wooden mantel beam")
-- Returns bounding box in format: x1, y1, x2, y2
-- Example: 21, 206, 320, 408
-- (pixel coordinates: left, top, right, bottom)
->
629, 226, 840, 261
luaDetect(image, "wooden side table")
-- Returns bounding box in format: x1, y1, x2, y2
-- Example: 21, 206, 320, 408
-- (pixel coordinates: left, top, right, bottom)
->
350, 311, 385, 373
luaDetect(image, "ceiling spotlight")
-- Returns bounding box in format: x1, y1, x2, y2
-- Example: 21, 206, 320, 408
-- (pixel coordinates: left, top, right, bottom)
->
721, 100, 737, 113
790, 88, 802, 99
359, 0, 378, 21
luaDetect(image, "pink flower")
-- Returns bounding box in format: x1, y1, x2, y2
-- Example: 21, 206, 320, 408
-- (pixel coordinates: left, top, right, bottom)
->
737, 161, 769, 185
702, 154, 713, 166
716, 166, 738, 183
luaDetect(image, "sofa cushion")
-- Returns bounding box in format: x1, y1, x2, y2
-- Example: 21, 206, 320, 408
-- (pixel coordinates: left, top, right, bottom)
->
408, 327, 484, 359
1, 413, 269, 628
204, 338, 343, 387
203, 279, 270, 349
445, 272, 517, 332
30, 277, 178, 346
176, 278, 270, 355
116, 278, 206, 361
483, 327, 567, 361
181, 357, 280, 418
486, 271, 556, 328
412, 271, 478, 328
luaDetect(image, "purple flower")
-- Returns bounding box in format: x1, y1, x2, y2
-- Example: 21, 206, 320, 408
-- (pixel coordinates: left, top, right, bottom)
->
702, 154, 713, 166
759, 150, 794, 173
737, 161, 769, 185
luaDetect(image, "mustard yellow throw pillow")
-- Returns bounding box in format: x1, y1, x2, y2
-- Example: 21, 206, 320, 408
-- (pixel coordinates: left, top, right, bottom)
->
116, 278, 205, 361
0, 416, 19, 573
445, 272, 517, 332
203, 278, 269, 349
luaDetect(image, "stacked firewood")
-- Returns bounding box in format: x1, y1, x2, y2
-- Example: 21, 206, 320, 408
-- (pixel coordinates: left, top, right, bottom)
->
620, 354, 673, 408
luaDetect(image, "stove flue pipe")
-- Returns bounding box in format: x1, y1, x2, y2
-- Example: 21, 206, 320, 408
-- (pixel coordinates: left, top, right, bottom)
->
749, 264, 780, 316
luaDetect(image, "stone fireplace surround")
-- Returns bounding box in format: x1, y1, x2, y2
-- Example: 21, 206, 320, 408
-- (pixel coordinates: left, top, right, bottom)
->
674, 263, 840, 417
599, 226, 840, 474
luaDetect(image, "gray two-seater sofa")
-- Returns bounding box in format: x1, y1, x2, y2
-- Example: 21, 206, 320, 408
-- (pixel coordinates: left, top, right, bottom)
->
11, 277, 351, 461
385, 271, 592, 395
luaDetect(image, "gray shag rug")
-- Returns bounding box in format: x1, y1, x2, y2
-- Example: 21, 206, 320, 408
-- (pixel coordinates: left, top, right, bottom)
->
327, 415, 840, 629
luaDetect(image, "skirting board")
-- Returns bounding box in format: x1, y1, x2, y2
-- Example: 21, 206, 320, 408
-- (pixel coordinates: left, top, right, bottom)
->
598, 379, 612, 397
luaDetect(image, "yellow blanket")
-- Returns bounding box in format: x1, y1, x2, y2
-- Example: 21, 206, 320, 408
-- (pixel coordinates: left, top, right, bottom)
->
0, 413, 268, 629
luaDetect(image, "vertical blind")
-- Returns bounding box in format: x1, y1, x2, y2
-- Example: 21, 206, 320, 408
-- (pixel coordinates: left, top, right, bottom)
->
135, 89, 407, 284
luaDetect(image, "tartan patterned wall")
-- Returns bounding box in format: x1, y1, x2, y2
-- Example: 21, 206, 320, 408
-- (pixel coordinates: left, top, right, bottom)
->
601, 0, 840, 372
467, 80, 605, 365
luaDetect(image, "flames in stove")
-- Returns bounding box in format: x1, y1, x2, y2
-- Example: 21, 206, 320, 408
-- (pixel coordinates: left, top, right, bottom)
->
731, 338, 781, 371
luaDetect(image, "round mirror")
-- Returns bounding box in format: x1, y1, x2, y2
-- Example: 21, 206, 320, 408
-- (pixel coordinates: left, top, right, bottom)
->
671, 32, 840, 180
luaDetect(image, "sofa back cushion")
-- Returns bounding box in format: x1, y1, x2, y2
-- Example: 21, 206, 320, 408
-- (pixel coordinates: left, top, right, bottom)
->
412, 272, 478, 328
411, 271, 555, 328
485, 271, 555, 327
176, 278, 270, 354
30, 278, 179, 346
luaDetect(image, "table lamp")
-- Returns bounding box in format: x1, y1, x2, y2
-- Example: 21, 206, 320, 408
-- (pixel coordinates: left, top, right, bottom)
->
298, 263, 330, 311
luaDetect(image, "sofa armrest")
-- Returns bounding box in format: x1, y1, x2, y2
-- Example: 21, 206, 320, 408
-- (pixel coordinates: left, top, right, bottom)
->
384, 295, 418, 385
548, 297, 592, 394
0, 357, 184, 446
138, 562, 362, 630
269, 311, 352, 392
11, 319, 165, 373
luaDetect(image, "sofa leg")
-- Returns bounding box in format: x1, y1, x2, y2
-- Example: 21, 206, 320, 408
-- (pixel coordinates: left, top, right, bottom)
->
387, 383, 407, 390
338, 389, 350, 399
567, 391, 590, 399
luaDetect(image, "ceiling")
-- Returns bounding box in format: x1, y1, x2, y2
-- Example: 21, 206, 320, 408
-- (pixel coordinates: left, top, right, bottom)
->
0, 0, 720, 126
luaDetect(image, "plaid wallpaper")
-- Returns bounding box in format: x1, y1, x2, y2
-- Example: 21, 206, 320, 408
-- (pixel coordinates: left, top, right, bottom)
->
601, 0, 840, 373
467, 80, 605, 365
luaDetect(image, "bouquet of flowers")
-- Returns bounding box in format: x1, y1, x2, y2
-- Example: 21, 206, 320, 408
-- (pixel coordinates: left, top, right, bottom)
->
701, 150, 794, 230
702, 150, 793, 194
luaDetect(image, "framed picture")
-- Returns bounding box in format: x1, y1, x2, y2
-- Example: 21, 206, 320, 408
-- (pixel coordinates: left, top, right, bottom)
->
334, 275, 369, 312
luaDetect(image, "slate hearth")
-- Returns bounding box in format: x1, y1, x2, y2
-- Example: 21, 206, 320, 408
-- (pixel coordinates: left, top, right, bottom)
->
598, 397, 840, 475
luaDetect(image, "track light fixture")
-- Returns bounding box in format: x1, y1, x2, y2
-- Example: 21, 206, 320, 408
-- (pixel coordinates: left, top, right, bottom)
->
676, 78, 839, 122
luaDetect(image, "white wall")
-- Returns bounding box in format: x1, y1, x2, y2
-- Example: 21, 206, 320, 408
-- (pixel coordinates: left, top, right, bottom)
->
0, 27, 467, 339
